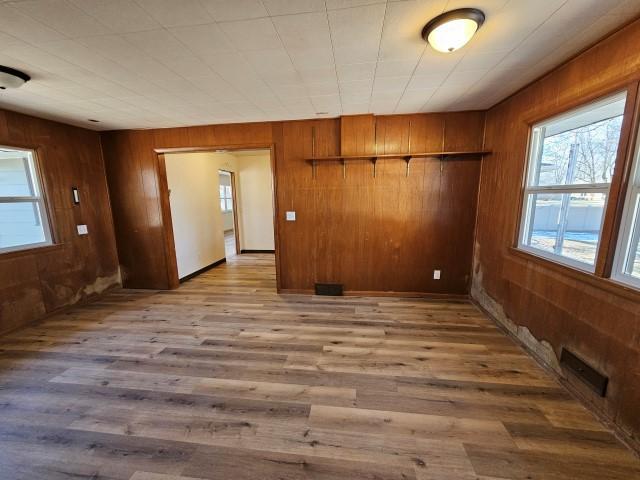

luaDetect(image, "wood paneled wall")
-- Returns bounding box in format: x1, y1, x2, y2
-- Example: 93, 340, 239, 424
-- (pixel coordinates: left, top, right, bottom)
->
101, 112, 485, 295
0, 108, 120, 335
474, 19, 640, 447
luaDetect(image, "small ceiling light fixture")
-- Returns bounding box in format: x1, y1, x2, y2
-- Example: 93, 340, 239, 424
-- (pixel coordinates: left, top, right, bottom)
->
422, 8, 485, 53
0, 65, 31, 90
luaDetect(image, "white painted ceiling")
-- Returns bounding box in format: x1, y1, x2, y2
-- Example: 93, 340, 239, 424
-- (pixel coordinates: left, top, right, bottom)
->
0, 0, 638, 131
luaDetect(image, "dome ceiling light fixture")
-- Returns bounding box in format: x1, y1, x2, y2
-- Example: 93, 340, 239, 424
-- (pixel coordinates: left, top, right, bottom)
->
422, 8, 485, 53
0, 65, 31, 90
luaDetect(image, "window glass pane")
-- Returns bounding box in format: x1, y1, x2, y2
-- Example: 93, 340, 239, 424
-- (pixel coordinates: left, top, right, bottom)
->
523, 192, 606, 266
621, 193, 640, 279
220, 199, 226, 211
219, 185, 225, 198
0, 152, 36, 197
225, 186, 232, 198
530, 94, 626, 187
226, 199, 233, 211
0, 201, 47, 250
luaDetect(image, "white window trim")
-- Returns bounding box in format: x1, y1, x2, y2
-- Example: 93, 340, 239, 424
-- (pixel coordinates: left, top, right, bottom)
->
0, 146, 53, 254
517, 92, 627, 273
612, 135, 640, 289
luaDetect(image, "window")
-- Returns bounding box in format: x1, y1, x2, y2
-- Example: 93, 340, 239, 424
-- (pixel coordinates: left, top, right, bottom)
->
613, 129, 640, 288
0, 146, 52, 253
518, 92, 627, 271
219, 184, 233, 213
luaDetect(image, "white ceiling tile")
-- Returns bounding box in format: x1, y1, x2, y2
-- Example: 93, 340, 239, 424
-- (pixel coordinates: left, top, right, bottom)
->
0, 4, 66, 44
272, 84, 309, 101
289, 48, 335, 70
304, 82, 340, 96
169, 23, 235, 56
69, 0, 160, 33
200, 0, 268, 22
159, 56, 215, 78
311, 94, 342, 111
124, 29, 192, 59
0, 0, 637, 129
378, 0, 445, 61
341, 93, 371, 104
341, 102, 370, 114
273, 12, 332, 51
219, 18, 282, 51
414, 48, 463, 75
369, 99, 397, 113
297, 67, 337, 84
10, 0, 112, 38
263, 0, 326, 16
329, 3, 386, 65
326, 0, 386, 9
336, 62, 376, 82
135, 0, 215, 26
454, 50, 510, 71
375, 59, 418, 77
373, 75, 409, 93
243, 49, 298, 79
339, 79, 373, 96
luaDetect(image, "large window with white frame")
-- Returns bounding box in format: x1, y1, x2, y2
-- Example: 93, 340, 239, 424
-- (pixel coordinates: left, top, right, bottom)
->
613, 130, 640, 288
0, 146, 53, 253
518, 92, 627, 271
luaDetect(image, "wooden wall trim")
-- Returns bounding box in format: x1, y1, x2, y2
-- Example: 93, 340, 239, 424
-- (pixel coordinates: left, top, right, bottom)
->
156, 153, 179, 290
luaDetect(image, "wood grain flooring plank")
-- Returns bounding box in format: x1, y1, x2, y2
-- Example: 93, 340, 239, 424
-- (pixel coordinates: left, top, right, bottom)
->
0, 254, 637, 479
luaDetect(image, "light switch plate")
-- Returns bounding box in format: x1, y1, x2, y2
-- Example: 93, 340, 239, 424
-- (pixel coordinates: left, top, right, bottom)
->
433, 270, 441, 280
77, 224, 88, 235
286, 211, 296, 221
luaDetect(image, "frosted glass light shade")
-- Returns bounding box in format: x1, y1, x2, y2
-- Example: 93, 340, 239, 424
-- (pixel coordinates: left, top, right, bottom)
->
422, 9, 485, 54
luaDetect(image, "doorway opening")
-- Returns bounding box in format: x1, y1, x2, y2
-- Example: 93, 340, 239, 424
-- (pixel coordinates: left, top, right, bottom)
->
161, 148, 277, 285
219, 170, 239, 258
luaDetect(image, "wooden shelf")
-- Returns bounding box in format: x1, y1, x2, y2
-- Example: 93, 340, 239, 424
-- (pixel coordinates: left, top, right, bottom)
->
306, 151, 491, 178
305, 151, 491, 162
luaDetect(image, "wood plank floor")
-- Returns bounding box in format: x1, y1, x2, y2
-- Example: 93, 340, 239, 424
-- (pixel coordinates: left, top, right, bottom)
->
0, 253, 638, 480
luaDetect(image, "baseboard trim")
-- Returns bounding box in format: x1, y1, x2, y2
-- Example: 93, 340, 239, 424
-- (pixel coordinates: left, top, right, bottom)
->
277, 288, 468, 300
240, 249, 275, 254
179, 258, 226, 283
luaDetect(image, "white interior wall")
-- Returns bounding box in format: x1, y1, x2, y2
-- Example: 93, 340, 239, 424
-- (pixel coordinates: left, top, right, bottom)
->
235, 153, 275, 251
165, 149, 275, 279
165, 152, 237, 279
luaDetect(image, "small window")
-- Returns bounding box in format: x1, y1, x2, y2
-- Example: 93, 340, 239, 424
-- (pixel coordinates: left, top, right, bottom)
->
613, 128, 640, 289
518, 92, 627, 271
0, 146, 53, 253
219, 180, 233, 213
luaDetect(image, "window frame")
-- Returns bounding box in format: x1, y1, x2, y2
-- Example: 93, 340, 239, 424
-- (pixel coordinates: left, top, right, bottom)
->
612, 126, 640, 289
516, 91, 629, 273
219, 177, 233, 214
0, 145, 54, 254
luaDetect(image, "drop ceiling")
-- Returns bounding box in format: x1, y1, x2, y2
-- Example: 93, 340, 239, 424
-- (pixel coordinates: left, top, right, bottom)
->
0, 0, 638, 131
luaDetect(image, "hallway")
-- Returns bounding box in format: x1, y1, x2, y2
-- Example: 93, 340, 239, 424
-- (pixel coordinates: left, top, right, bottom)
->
224, 230, 236, 258
0, 254, 638, 479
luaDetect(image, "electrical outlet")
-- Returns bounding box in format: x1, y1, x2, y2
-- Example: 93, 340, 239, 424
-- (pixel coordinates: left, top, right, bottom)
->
77, 224, 88, 235
433, 269, 441, 280
286, 211, 296, 221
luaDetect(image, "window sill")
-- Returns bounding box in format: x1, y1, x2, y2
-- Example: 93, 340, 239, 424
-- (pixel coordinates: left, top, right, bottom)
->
0, 243, 65, 260
508, 247, 640, 302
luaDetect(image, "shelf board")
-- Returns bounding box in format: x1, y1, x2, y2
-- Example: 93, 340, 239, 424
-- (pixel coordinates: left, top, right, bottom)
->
305, 151, 491, 162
